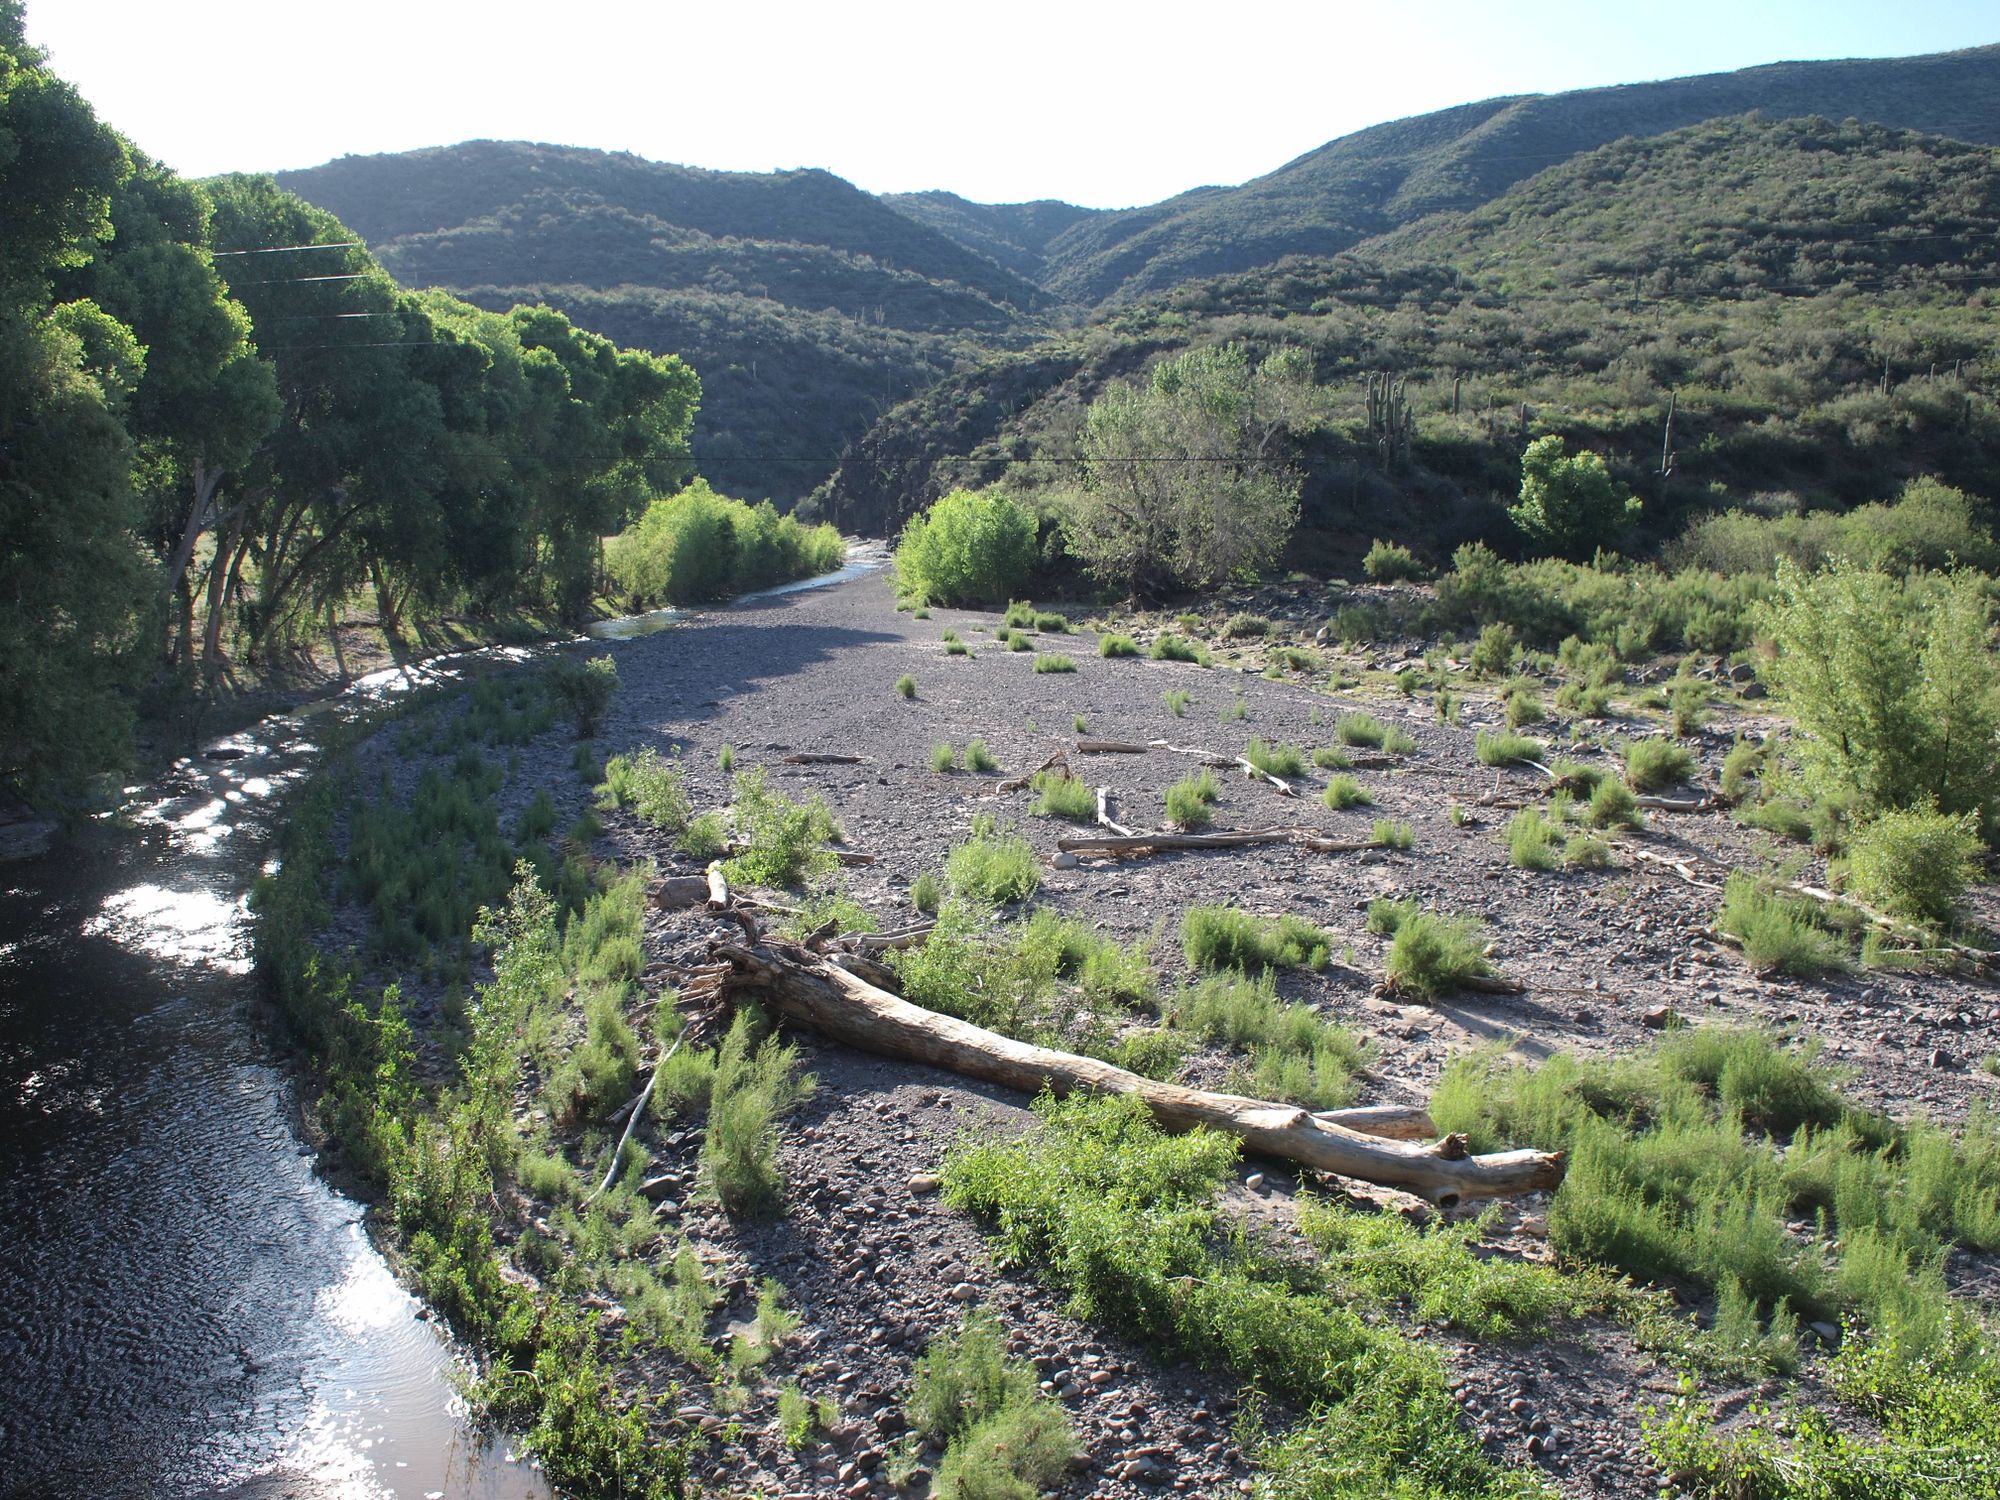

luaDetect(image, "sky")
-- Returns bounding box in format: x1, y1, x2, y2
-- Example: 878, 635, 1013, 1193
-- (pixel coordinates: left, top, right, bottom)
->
23, 0, 2000, 210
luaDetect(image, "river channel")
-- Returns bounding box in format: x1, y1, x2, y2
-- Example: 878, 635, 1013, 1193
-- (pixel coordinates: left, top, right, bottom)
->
0, 545, 884, 1499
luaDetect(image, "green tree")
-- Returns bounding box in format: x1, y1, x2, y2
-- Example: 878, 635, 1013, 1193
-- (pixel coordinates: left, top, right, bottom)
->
1509, 434, 1641, 559
1761, 559, 2000, 835
1062, 344, 1306, 597
893, 488, 1037, 606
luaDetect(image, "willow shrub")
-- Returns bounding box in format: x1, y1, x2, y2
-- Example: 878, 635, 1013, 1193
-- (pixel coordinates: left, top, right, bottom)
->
893, 488, 1037, 607
606, 478, 842, 605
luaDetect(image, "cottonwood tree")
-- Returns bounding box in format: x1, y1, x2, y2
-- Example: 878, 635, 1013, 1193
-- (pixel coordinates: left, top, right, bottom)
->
1509, 434, 1640, 559
1062, 344, 1309, 598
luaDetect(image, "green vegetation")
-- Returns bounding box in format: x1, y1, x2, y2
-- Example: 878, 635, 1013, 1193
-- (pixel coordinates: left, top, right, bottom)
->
1474, 731, 1546, 768
1030, 772, 1095, 821
1715, 874, 1849, 977
1165, 769, 1220, 829
895, 674, 917, 699
942, 1092, 1536, 1500
699, 1011, 816, 1217
964, 739, 999, 773
1163, 687, 1192, 716
598, 748, 692, 832
1373, 818, 1415, 850
893, 489, 1038, 607
1846, 805, 1980, 925
929, 743, 958, 773
1032, 610, 1071, 633
1467, 623, 1518, 677
1335, 712, 1389, 748
1505, 807, 1563, 871
1098, 632, 1139, 657
1323, 775, 1371, 811
1243, 737, 1306, 778
1311, 745, 1352, 771
944, 817, 1041, 905
1168, 970, 1371, 1109
907, 1310, 1077, 1500
1626, 738, 1697, 792
1151, 635, 1203, 663
1509, 434, 1641, 558
605, 479, 842, 605
910, 871, 943, 915
722, 768, 839, 889
1377, 906, 1495, 998
1363, 539, 1427, 582
1585, 779, 1642, 831
1182, 905, 1330, 972
1031, 653, 1076, 673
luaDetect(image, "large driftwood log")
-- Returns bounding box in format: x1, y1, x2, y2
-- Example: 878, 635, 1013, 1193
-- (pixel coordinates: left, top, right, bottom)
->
713, 938, 1564, 1204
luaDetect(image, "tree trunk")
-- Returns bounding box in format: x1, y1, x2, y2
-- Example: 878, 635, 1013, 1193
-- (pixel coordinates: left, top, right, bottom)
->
711, 938, 1564, 1205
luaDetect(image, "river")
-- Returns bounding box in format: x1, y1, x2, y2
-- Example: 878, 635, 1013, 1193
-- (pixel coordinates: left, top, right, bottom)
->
0, 544, 885, 1499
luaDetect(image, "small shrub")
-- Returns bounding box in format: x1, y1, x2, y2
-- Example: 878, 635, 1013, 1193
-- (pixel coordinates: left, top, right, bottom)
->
1586, 779, 1642, 831
1468, 622, 1518, 676
1182, 906, 1330, 972
944, 635, 972, 657
1720, 737, 1766, 805
1151, 635, 1202, 663
1337, 712, 1387, 748
1715, 874, 1848, 977
894, 490, 1037, 606
964, 739, 999, 773
1165, 769, 1220, 830
1505, 688, 1545, 729
598, 747, 691, 832
1030, 772, 1095, 822
1244, 737, 1306, 778
910, 871, 943, 914
1004, 630, 1033, 652
930, 743, 958, 773
678, 810, 728, 861
1564, 833, 1613, 868
1506, 808, 1562, 870
724, 768, 839, 889
1073, 715, 1087, 734
1626, 738, 1697, 792
1312, 745, 1351, 770
1270, 645, 1318, 673
1381, 724, 1419, 754
1163, 688, 1191, 717
1032, 611, 1071, 634
700, 1011, 816, 1216
1099, 633, 1139, 658
1363, 538, 1427, 582
1324, 775, 1371, 810
895, 674, 917, 699
1669, 677, 1709, 736
1475, 730, 1546, 768
1032, 653, 1076, 674
1003, 600, 1035, 629
1846, 806, 1980, 926
1366, 897, 1419, 935
1222, 612, 1272, 639
548, 655, 618, 738
1386, 912, 1493, 998
1373, 819, 1414, 850
945, 816, 1041, 905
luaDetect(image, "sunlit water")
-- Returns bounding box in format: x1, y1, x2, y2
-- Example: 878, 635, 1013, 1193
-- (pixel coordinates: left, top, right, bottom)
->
0, 544, 877, 1498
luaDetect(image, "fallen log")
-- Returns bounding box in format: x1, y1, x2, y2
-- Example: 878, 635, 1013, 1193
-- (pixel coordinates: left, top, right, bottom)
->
1634, 793, 1714, 813
705, 861, 730, 911
712, 938, 1565, 1204
1313, 1104, 1438, 1141
1075, 738, 1150, 755
782, 752, 865, 765
1095, 787, 1136, 838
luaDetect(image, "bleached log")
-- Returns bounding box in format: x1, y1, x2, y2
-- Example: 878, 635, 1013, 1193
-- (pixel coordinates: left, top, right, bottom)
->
1075, 739, 1150, 755
705, 861, 730, 911
1234, 757, 1299, 796
1313, 1104, 1438, 1140
712, 939, 1564, 1205
1095, 787, 1136, 838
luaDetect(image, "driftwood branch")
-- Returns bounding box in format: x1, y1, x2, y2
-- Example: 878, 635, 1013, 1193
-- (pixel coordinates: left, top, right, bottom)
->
583, 1025, 689, 1208
1095, 787, 1136, 837
996, 750, 1066, 795
712, 939, 1563, 1204
1234, 757, 1298, 796
1075, 739, 1149, 755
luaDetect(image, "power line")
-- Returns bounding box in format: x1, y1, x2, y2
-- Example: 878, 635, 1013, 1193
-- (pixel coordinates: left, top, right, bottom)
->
211, 241, 362, 257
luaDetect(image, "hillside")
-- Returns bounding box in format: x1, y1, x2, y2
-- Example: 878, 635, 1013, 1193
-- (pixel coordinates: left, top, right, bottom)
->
1030, 44, 2000, 304
277, 143, 1053, 502
817, 116, 2000, 558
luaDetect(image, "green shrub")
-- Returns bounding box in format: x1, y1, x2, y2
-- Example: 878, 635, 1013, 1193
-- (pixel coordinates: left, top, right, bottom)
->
930, 742, 958, 773
1385, 912, 1493, 998
723, 768, 839, 889
1372, 819, 1415, 851
1165, 769, 1220, 829
1381, 723, 1419, 755
1163, 688, 1191, 717
912, 1313, 1079, 1500
895, 674, 917, 699
678, 811, 727, 861
1030, 772, 1095, 821
1337, 712, 1388, 747
1586, 779, 1642, 830
1720, 736, 1767, 804
1098, 633, 1139, 657
1846, 806, 1980, 926
1004, 629, 1033, 652
910, 871, 943, 915
1669, 677, 1709, 736
964, 739, 999, 773
598, 747, 691, 832
1564, 833, 1612, 868
1626, 738, 1697, 792
1323, 775, 1370, 810
1506, 807, 1562, 870
1151, 634, 1202, 663
1222, 612, 1271, 639
1032, 610, 1071, 634
1716, 874, 1848, 977
607, 478, 844, 605
1170, 970, 1371, 1109
1243, 736, 1305, 778
1312, 745, 1351, 770
893, 489, 1038, 607
1510, 434, 1641, 559
945, 816, 1041, 905
1474, 730, 1546, 767
699, 1011, 816, 1216
1182, 905, 1329, 972
1363, 538, 1427, 582
1468, 622, 1518, 676
1762, 560, 2000, 833
1032, 653, 1076, 674
1003, 599, 1035, 628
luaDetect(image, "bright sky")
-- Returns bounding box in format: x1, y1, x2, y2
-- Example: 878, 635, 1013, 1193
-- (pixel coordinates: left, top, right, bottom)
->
24, 0, 2000, 210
